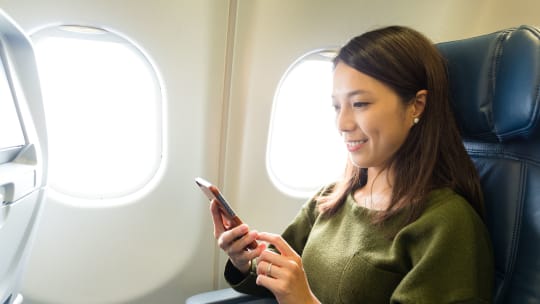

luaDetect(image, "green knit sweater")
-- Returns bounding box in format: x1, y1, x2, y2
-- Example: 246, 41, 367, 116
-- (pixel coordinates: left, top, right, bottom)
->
225, 188, 494, 303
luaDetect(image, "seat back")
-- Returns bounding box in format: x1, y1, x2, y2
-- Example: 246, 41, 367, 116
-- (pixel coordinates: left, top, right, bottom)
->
437, 25, 540, 304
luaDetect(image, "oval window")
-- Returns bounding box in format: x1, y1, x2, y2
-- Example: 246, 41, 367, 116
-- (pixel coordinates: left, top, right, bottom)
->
32, 25, 164, 203
266, 49, 347, 198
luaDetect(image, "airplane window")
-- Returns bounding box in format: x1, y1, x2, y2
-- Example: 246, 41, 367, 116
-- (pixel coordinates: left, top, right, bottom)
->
267, 49, 347, 198
31, 26, 163, 203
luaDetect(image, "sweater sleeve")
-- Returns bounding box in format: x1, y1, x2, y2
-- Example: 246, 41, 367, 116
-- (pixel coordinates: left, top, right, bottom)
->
280, 194, 320, 256
390, 195, 494, 304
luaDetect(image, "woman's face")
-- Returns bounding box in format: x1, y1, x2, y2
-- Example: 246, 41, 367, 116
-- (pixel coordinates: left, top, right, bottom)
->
332, 62, 419, 170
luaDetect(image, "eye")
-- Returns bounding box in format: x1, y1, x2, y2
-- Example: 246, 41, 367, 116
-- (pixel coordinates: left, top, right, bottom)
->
353, 101, 369, 108
332, 103, 341, 112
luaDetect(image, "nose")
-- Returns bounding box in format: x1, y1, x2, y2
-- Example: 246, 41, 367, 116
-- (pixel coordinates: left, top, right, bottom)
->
336, 105, 356, 134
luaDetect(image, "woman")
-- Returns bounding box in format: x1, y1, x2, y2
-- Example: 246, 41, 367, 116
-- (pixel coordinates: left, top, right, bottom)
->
211, 25, 494, 303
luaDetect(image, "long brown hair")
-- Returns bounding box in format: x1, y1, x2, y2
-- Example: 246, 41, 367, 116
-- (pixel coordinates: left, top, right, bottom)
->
318, 26, 484, 229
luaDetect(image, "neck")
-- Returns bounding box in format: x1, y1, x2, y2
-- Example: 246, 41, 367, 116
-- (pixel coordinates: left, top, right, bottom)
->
365, 167, 393, 194
354, 167, 394, 210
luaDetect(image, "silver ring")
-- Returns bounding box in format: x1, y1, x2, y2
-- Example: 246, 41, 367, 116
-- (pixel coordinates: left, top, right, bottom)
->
266, 262, 272, 277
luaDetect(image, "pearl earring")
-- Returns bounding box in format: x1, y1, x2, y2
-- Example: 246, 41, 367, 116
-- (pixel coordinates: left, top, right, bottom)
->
413, 117, 420, 124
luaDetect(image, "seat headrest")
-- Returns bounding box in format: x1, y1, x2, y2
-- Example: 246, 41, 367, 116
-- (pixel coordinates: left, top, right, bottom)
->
437, 25, 540, 142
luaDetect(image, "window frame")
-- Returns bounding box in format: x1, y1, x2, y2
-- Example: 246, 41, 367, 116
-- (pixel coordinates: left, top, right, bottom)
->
266, 48, 345, 198
30, 24, 166, 204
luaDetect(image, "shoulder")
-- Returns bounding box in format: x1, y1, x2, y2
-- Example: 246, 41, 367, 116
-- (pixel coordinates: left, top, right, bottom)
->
419, 188, 481, 225
398, 188, 489, 244
390, 188, 494, 302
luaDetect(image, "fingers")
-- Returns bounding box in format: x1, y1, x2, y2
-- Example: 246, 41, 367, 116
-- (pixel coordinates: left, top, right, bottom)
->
254, 245, 313, 303
256, 256, 281, 279
255, 251, 302, 297
255, 241, 297, 279
218, 224, 249, 250
210, 199, 228, 237
210, 200, 270, 274
257, 232, 298, 258
255, 263, 278, 287
216, 224, 266, 273
210, 200, 225, 239
254, 233, 302, 283
255, 254, 282, 291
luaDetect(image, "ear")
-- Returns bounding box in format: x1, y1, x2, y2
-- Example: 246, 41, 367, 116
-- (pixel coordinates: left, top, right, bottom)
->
411, 89, 427, 119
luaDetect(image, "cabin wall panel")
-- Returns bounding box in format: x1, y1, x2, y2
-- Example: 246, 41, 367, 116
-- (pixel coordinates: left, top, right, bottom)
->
0, 0, 230, 303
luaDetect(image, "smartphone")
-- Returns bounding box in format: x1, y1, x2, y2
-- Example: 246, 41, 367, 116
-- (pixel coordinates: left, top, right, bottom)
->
195, 177, 257, 250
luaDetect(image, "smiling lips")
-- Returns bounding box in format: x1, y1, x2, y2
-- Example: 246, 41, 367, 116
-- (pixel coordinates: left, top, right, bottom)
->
346, 139, 368, 152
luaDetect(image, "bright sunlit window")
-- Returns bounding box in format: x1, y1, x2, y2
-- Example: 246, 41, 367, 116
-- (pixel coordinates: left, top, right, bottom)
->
266, 49, 347, 198
32, 25, 164, 203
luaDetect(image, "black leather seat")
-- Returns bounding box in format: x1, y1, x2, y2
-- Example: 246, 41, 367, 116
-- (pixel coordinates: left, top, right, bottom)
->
437, 25, 540, 304
186, 26, 540, 304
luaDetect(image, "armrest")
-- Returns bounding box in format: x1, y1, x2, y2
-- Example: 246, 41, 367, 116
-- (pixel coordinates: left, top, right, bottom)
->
186, 288, 277, 304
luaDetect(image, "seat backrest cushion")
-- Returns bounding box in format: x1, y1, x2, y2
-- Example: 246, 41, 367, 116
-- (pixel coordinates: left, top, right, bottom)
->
437, 25, 540, 304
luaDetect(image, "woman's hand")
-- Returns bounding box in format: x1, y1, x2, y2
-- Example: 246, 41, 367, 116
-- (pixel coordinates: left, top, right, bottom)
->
210, 199, 266, 274
255, 232, 320, 304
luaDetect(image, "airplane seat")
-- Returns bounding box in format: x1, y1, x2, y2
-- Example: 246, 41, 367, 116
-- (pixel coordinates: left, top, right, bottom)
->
437, 25, 540, 304
186, 25, 540, 304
